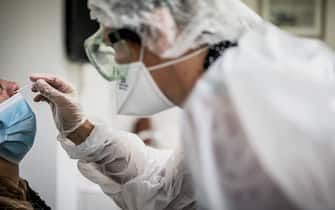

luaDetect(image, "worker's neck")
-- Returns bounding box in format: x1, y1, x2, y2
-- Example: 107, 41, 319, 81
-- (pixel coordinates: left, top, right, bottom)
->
0, 158, 19, 184
173, 48, 209, 106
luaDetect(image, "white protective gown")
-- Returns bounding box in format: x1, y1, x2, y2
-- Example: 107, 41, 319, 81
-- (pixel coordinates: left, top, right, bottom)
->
58, 24, 335, 210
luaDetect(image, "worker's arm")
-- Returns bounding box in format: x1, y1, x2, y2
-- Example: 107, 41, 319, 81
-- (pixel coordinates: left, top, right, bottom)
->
30, 74, 196, 209
58, 122, 195, 209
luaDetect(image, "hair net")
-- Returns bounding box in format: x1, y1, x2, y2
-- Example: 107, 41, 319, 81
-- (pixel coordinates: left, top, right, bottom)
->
88, 0, 262, 58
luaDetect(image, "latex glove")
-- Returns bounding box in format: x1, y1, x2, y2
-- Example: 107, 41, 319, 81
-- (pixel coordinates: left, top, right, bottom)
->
30, 74, 86, 135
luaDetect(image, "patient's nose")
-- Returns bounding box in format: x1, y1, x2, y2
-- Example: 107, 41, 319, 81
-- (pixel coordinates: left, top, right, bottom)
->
0, 80, 19, 102
6, 81, 19, 97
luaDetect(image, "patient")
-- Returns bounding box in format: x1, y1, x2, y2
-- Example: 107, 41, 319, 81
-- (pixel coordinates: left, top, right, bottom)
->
0, 79, 50, 210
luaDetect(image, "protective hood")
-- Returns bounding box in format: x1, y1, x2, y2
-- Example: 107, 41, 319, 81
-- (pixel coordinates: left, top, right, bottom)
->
88, 0, 263, 58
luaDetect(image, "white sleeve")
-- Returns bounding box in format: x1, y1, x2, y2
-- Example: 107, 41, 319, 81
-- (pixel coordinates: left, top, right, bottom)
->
57, 124, 195, 210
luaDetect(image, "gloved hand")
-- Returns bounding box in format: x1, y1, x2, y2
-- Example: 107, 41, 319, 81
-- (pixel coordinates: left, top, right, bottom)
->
30, 74, 86, 135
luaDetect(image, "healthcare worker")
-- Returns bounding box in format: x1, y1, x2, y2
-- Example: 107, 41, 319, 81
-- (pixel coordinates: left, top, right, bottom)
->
31, 0, 335, 209
0, 80, 51, 210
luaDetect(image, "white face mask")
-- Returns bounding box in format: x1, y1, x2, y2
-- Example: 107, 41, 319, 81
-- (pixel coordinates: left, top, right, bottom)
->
85, 28, 208, 116
115, 62, 173, 116
115, 46, 208, 116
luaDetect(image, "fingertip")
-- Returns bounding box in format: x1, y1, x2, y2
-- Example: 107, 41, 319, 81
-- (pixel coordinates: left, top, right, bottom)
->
41, 97, 50, 103
33, 95, 40, 102
34, 94, 44, 102
32, 79, 47, 93
30, 74, 38, 81
36, 79, 47, 86
31, 87, 37, 93
30, 73, 47, 81
31, 81, 40, 92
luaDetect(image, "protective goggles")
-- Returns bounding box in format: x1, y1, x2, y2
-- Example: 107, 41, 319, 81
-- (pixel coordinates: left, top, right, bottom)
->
84, 27, 140, 81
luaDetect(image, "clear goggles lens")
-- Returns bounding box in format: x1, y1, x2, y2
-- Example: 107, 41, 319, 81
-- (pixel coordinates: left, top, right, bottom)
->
84, 28, 135, 81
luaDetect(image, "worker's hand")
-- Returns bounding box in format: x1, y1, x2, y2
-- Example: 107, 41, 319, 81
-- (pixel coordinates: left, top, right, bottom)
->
0, 80, 19, 103
30, 74, 86, 135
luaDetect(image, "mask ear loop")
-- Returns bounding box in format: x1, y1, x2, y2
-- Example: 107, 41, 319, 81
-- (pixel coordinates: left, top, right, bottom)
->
148, 47, 208, 71
139, 27, 146, 62
139, 39, 145, 62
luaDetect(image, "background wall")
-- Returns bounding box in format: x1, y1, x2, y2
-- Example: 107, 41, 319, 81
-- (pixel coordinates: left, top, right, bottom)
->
325, 0, 335, 48
0, 1, 334, 210
242, 0, 335, 48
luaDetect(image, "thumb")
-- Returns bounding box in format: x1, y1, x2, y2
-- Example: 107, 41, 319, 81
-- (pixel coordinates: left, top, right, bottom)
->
32, 79, 65, 103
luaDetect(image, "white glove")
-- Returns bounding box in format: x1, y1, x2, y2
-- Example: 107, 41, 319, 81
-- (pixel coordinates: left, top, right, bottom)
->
30, 74, 86, 135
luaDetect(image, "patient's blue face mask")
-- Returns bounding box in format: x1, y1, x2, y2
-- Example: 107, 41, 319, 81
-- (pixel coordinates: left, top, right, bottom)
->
0, 93, 36, 164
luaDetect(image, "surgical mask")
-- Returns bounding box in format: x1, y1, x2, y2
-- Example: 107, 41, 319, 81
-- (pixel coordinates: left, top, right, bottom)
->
85, 28, 208, 116
0, 93, 36, 164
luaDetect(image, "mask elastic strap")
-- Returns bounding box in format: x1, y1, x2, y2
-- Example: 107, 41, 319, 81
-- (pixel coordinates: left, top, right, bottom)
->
139, 30, 146, 62
139, 44, 145, 62
148, 47, 208, 71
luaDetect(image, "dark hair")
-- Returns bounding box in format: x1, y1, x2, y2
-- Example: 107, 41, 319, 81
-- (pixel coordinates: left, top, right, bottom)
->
109, 28, 142, 44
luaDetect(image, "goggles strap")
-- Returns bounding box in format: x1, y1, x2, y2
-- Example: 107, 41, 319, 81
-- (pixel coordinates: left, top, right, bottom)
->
148, 47, 208, 71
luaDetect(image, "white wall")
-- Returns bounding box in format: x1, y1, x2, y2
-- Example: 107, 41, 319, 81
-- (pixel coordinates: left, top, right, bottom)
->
325, 0, 335, 48
0, 1, 77, 209
242, 0, 259, 11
